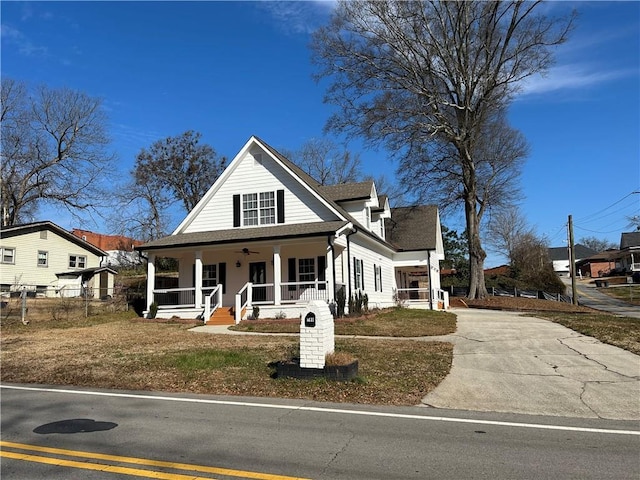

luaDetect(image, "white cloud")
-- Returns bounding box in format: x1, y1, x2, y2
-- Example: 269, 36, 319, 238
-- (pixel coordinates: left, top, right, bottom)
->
0, 23, 48, 56
519, 63, 636, 96
257, 0, 335, 35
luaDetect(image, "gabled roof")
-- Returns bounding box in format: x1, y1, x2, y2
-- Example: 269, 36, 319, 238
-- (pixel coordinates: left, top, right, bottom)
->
1, 221, 106, 256
146, 136, 438, 254
548, 244, 597, 261
319, 181, 375, 202
385, 206, 440, 251
620, 232, 640, 249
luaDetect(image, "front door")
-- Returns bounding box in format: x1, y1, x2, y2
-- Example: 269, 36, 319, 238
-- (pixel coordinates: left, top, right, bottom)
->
249, 262, 267, 302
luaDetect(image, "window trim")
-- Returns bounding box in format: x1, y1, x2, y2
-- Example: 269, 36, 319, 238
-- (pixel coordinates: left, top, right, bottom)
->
298, 257, 315, 288
1, 247, 15, 264
69, 254, 87, 269
37, 250, 48, 267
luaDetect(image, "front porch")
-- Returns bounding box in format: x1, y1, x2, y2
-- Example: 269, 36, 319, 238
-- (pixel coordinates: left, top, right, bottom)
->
151, 280, 332, 323
144, 240, 340, 323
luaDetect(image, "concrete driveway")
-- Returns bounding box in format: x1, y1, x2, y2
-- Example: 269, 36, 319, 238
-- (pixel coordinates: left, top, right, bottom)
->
422, 308, 640, 420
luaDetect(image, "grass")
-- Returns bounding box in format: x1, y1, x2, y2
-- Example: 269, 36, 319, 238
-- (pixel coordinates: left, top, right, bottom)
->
1, 309, 453, 406
230, 307, 457, 337
536, 311, 640, 355
599, 285, 640, 306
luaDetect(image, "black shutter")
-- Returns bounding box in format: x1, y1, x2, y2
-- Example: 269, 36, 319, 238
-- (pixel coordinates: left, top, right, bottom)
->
317, 256, 326, 290
379, 266, 383, 291
374, 263, 378, 291
219, 262, 226, 294
288, 258, 296, 291
233, 194, 241, 227
360, 259, 365, 290
353, 257, 358, 289
277, 189, 285, 223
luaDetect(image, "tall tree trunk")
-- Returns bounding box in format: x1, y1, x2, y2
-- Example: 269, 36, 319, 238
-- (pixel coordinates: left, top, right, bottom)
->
462, 150, 489, 300
466, 200, 488, 299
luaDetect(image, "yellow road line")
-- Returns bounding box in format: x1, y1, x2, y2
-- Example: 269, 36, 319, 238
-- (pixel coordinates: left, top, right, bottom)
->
1, 450, 218, 479
0, 441, 311, 480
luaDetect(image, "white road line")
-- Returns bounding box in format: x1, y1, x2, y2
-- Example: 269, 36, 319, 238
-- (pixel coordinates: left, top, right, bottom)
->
2, 384, 638, 436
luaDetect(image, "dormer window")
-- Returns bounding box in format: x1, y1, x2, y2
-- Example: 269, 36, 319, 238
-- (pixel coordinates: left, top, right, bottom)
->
365, 207, 371, 229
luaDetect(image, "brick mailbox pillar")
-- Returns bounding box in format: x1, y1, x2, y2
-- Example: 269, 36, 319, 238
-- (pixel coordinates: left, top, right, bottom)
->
300, 300, 334, 369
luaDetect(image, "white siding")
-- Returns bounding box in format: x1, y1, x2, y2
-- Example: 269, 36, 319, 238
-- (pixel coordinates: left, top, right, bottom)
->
184, 148, 339, 233
0, 229, 102, 290
342, 235, 395, 309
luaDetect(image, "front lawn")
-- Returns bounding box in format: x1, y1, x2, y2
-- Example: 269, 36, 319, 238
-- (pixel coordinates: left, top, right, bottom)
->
230, 307, 456, 337
1, 310, 453, 406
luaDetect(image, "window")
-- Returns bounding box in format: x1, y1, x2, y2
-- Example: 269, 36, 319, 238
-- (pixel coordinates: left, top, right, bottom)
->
243, 192, 276, 226
298, 258, 315, 287
38, 251, 48, 267
69, 255, 86, 269
234, 190, 284, 227
243, 193, 258, 226
259, 192, 275, 225
1, 247, 15, 264
353, 257, 364, 290
374, 264, 383, 292
203, 264, 217, 288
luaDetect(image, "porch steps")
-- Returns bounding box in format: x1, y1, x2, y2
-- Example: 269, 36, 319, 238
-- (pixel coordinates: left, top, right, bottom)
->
207, 307, 235, 326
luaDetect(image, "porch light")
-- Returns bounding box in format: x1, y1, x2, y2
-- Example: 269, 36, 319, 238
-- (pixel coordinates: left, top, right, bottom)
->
236, 260, 241, 268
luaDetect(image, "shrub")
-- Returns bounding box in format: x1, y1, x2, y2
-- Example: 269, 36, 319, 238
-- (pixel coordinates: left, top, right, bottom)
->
252, 305, 260, 320
335, 287, 346, 317
147, 302, 158, 319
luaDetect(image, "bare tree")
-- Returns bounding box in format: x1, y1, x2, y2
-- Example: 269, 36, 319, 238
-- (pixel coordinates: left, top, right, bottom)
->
1, 78, 115, 226
113, 180, 172, 242
312, 0, 574, 298
132, 131, 226, 214
288, 137, 361, 185
578, 236, 617, 253
486, 206, 535, 265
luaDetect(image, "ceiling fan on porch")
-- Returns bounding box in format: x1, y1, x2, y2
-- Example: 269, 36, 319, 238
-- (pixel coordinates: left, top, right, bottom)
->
236, 247, 259, 256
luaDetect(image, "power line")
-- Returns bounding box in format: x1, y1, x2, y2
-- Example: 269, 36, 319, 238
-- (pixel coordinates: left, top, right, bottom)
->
575, 191, 640, 224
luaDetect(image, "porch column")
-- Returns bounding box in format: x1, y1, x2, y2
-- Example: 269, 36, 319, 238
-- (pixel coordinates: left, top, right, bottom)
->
146, 253, 155, 311
195, 251, 203, 308
326, 243, 335, 302
273, 245, 281, 306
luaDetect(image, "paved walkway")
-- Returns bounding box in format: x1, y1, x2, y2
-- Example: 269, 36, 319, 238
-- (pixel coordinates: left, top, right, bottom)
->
421, 308, 640, 420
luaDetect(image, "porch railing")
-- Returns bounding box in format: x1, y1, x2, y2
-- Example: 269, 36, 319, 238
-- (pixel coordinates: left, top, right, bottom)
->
154, 287, 196, 308
281, 281, 329, 303
395, 287, 431, 303
203, 284, 223, 323
395, 287, 449, 309
235, 283, 250, 324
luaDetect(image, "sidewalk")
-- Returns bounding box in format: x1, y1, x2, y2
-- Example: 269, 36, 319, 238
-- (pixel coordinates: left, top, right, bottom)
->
421, 308, 640, 420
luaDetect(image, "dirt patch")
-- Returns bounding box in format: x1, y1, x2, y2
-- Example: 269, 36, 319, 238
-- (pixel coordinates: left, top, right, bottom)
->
454, 295, 595, 313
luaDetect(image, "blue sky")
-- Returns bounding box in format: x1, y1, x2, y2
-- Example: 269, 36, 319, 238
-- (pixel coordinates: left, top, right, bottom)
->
2, 1, 639, 266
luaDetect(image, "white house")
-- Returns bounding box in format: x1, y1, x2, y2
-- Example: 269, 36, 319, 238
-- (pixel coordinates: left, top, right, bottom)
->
0, 221, 116, 298
137, 136, 446, 323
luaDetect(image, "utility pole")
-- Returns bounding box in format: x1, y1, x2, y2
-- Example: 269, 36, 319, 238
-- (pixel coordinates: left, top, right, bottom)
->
568, 214, 578, 305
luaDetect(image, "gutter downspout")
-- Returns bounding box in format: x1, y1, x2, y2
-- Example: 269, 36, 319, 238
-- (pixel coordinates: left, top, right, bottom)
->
346, 226, 357, 302
328, 235, 336, 302
427, 250, 433, 310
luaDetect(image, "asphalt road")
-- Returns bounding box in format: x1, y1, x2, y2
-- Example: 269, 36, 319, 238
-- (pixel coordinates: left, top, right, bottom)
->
564, 277, 640, 318
1, 384, 638, 480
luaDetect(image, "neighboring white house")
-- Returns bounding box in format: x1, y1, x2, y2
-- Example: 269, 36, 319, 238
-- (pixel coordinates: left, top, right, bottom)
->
548, 244, 598, 276
137, 136, 446, 323
0, 221, 116, 298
